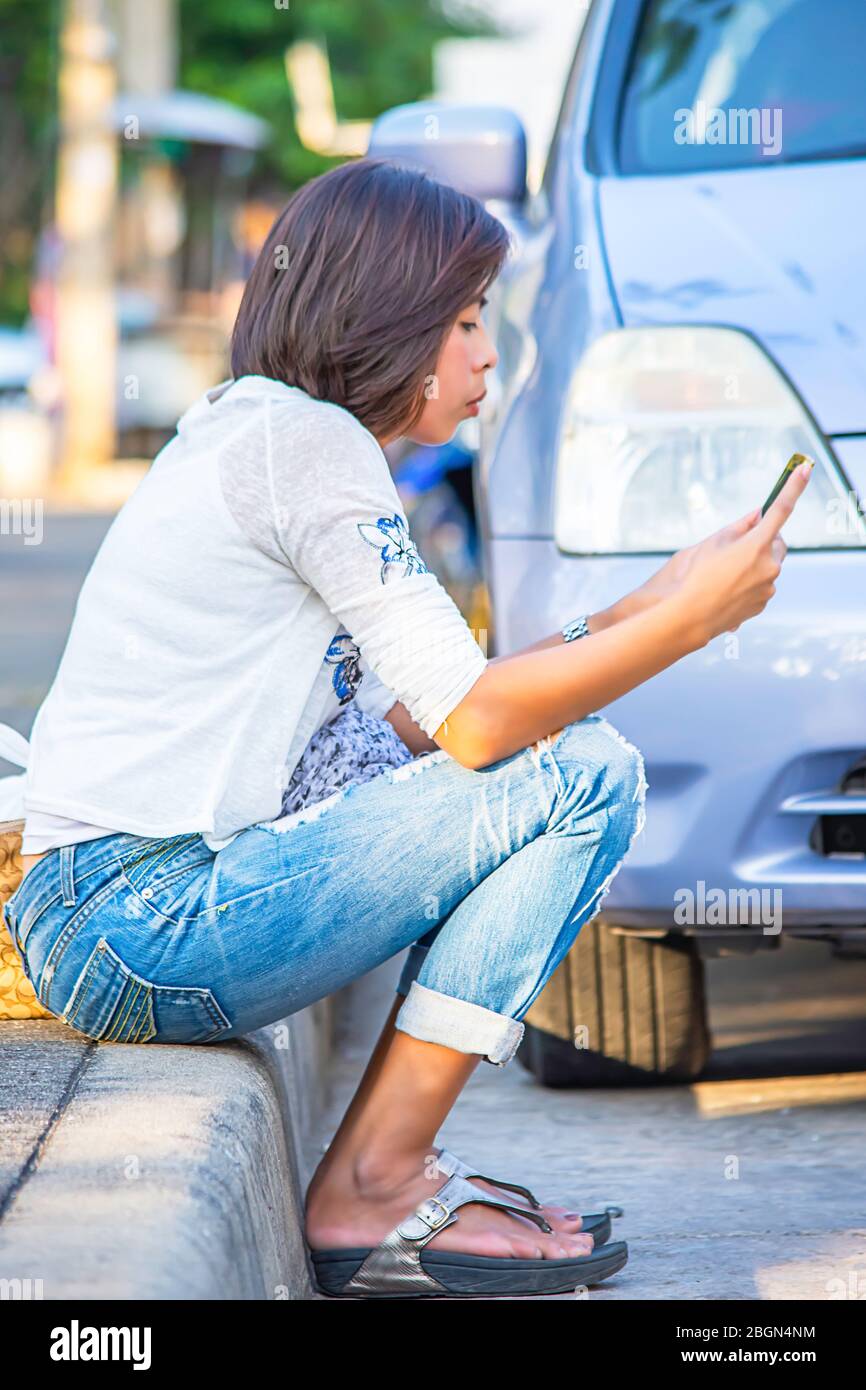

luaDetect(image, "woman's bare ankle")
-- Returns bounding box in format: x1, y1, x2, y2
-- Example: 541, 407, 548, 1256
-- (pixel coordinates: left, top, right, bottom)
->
309, 1140, 435, 1209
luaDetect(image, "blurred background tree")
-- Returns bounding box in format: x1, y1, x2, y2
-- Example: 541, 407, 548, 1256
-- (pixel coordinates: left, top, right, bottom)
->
0, 0, 60, 324
0, 0, 498, 325
178, 0, 498, 194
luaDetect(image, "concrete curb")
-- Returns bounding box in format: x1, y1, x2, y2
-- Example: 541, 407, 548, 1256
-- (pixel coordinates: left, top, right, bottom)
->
0, 999, 333, 1300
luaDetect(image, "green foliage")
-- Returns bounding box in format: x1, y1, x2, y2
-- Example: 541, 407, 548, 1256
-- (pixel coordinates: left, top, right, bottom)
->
0, 0, 60, 324
178, 0, 499, 192
0, 0, 500, 323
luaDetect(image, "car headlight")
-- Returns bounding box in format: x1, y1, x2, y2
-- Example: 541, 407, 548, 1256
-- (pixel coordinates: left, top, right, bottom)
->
553, 326, 865, 553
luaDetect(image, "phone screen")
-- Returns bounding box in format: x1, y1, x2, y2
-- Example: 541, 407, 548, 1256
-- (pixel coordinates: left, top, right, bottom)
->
760, 452, 814, 517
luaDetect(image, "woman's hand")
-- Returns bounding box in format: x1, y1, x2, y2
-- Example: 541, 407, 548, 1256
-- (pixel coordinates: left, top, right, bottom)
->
589, 520, 757, 633
633, 538, 705, 609
634, 511, 760, 608
629, 463, 812, 635
666, 462, 812, 644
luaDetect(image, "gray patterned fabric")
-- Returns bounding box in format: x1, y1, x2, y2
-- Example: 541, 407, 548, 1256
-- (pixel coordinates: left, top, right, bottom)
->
279, 701, 416, 818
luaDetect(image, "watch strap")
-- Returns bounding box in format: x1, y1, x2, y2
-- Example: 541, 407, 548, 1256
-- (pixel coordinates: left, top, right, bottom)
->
562, 615, 590, 642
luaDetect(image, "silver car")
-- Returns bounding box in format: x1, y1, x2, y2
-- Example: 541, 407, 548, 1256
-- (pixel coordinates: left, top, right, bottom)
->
369, 0, 866, 1086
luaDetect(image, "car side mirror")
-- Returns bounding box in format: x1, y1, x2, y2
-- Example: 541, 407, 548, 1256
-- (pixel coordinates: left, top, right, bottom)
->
367, 102, 528, 205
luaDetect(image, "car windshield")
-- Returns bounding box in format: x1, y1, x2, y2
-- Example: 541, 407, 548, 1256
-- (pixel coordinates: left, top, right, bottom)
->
619, 0, 866, 174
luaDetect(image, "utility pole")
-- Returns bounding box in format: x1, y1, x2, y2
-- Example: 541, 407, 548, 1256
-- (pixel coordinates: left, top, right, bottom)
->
116, 0, 179, 319
54, 0, 118, 498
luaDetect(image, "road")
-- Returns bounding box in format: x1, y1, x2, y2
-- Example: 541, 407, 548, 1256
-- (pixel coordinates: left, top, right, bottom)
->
0, 512, 113, 742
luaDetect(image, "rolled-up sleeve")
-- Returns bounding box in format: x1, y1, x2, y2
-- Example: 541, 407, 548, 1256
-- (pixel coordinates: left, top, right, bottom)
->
267, 397, 489, 738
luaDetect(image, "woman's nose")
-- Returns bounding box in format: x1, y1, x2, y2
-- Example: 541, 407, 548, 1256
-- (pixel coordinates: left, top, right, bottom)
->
483, 333, 499, 371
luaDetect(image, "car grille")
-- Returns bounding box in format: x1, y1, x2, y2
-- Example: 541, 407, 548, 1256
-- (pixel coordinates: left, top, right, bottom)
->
809, 755, 866, 857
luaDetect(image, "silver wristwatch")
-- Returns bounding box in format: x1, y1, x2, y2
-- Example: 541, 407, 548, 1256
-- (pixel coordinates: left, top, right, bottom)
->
562, 615, 590, 642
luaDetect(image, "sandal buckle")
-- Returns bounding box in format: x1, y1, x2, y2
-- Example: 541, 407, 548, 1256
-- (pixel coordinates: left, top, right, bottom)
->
417, 1196, 451, 1230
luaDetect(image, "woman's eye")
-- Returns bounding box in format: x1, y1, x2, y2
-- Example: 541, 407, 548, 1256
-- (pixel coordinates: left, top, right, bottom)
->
460, 320, 478, 333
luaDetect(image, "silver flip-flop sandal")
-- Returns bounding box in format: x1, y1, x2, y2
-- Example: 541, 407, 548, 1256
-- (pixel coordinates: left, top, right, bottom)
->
433, 1146, 624, 1247
309, 1171, 628, 1299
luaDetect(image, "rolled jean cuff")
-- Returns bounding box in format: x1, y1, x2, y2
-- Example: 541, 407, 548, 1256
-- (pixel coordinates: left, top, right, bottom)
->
395, 942, 430, 997
394, 980, 524, 1066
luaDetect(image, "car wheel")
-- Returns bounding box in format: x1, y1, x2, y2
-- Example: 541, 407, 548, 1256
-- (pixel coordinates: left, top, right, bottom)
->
517, 922, 710, 1087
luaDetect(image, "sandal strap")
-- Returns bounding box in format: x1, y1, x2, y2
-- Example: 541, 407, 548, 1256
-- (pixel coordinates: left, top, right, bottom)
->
465, 1172, 543, 1209
398, 1172, 552, 1239
339, 1171, 553, 1297
435, 1146, 543, 1209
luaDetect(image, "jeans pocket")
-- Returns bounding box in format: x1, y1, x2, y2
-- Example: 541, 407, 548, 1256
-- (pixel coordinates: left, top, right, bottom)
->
61, 937, 231, 1044
118, 836, 214, 925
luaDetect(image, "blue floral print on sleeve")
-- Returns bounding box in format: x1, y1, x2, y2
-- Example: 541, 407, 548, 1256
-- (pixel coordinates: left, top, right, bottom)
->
357, 513, 429, 584
324, 632, 362, 704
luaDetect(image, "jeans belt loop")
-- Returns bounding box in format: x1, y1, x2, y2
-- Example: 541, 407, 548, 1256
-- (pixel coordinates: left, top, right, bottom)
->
59, 844, 78, 908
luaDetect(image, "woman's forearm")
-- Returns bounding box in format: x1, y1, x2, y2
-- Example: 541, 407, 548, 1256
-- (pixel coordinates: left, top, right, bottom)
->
385, 589, 656, 760
435, 593, 705, 769
487, 586, 655, 664
382, 586, 652, 757
440, 463, 809, 768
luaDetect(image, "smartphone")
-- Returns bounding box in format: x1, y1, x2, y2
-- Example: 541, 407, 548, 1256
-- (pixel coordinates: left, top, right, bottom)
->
760, 452, 814, 517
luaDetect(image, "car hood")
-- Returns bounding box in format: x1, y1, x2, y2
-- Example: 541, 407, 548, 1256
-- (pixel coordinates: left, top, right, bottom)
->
598, 159, 866, 435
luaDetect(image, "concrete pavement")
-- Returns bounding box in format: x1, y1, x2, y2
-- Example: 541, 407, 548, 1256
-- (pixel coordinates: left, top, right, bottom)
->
308, 939, 866, 1300
0, 1005, 332, 1299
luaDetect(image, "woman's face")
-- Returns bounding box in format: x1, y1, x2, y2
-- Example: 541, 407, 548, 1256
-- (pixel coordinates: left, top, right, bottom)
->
382, 297, 498, 447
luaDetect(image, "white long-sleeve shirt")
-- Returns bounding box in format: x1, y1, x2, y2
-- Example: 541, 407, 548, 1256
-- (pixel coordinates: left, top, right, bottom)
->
6, 374, 489, 853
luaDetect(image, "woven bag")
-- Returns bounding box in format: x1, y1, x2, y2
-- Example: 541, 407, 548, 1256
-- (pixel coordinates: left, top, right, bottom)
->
0, 818, 53, 1020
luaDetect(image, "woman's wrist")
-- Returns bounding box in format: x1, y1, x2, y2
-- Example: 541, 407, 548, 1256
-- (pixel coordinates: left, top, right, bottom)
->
589, 587, 709, 653
586, 586, 654, 634
657, 592, 711, 653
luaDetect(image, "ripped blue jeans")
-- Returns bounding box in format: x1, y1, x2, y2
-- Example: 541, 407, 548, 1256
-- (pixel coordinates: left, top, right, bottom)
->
4, 714, 647, 1065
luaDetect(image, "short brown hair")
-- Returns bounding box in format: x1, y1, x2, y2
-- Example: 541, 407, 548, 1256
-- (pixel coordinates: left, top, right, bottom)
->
230, 157, 512, 441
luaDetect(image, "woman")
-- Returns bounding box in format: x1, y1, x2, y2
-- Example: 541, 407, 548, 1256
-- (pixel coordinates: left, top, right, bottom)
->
4, 158, 809, 1299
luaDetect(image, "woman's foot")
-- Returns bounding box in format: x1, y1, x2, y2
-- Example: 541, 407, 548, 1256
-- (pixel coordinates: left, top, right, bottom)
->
306, 1146, 595, 1260
430, 1145, 587, 1236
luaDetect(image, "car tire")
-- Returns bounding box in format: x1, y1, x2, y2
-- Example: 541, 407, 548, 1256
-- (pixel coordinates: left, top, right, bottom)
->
517, 923, 710, 1087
